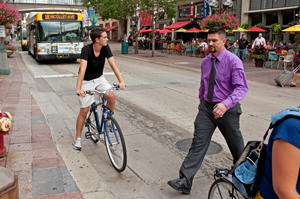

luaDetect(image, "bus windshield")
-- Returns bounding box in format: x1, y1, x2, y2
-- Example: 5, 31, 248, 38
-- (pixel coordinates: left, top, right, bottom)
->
22, 29, 27, 40
37, 21, 83, 42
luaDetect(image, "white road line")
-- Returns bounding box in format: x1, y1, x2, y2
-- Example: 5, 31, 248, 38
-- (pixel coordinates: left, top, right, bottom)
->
34, 72, 117, 79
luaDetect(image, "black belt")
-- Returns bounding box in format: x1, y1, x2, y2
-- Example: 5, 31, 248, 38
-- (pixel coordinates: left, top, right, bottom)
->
205, 100, 219, 105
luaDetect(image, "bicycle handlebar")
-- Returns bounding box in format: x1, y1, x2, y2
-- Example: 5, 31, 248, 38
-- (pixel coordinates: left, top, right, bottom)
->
77, 83, 120, 96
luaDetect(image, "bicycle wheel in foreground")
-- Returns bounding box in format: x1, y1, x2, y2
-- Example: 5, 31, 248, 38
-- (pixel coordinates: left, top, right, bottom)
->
208, 178, 245, 199
87, 112, 100, 143
104, 116, 127, 172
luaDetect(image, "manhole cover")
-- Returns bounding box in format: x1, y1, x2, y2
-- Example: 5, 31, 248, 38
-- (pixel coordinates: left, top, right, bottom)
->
176, 138, 222, 155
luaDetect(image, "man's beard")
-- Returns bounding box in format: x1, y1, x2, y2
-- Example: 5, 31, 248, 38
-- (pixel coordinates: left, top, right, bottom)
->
210, 46, 216, 53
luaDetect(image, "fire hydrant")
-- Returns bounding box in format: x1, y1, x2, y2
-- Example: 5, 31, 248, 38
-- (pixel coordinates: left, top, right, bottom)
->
0, 111, 12, 158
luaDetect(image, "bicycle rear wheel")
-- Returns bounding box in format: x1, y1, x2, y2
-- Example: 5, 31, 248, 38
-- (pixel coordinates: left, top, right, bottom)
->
104, 116, 127, 172
87, 112, 100, 143
208, 178, 245, 199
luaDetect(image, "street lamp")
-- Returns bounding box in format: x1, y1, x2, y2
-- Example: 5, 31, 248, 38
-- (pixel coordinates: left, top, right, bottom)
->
207, 0, 233, 15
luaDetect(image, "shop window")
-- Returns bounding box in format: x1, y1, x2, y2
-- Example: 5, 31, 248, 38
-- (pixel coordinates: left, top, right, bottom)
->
196, 4, 203, 18
266, 13, 278, 26
251, 14, 262, 26
273, 0, 285, 8
250, 0, 261, 10
286, 0, 299, 6
179, 7, 189, 19
282, 12, 295, 25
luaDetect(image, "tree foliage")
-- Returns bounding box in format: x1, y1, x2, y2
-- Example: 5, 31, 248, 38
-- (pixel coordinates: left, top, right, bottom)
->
83, 0, 180, 56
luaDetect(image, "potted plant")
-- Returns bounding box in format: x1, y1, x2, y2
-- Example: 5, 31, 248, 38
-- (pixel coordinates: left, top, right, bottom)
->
198, 12, 240, 31
5, 45, 17, 57
271, 23, 282, 34
241, 23, 251, 30
251, 44, 266, 67
255, 23, 265, 30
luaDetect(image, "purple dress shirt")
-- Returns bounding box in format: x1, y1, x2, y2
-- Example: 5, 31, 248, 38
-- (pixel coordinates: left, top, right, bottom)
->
199, 48, 249, 110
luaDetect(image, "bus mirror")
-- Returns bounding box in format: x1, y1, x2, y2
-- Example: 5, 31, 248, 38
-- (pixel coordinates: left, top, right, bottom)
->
30, 24, 35, 30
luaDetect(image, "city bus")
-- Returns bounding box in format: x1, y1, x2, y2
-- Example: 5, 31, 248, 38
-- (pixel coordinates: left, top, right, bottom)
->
26, 12, 84, 61
21, 21, 27, 51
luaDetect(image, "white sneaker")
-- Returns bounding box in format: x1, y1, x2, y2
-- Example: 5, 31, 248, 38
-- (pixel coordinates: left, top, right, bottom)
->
72, 138, 82, 150
106, 120, 113, 132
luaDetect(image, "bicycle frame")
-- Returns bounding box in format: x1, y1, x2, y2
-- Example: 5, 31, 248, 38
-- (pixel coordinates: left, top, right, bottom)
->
85, 97, 120, 146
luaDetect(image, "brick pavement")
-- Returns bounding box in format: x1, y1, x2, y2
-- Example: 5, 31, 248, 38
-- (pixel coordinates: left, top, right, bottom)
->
0, 52, 84, 199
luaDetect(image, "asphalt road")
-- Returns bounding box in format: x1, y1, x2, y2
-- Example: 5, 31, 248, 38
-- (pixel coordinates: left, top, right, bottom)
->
18, 51, 299, 199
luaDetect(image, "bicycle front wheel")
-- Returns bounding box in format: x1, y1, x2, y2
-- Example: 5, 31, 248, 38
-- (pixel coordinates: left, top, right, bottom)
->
208, 179, 245, 199
104, 116, 127, 172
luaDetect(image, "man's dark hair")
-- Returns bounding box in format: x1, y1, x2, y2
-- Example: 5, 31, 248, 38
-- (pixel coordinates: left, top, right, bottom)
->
208, 27, 226, 38
90, 27, 107, 43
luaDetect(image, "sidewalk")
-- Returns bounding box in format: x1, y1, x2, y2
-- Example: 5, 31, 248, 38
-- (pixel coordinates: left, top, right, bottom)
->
0, 50, 84, 199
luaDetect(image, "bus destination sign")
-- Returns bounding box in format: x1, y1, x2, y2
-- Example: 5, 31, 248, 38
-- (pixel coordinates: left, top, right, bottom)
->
42, 14, 78, 20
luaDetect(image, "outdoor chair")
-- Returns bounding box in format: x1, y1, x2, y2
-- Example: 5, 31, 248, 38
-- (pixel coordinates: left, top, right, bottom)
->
185, 45, 192, 56
180, 44, 186, 55
174, 44, 181, 54
244, 49, 249, 61
192, 45, 198, 57
268, 51, 278, 69
233, 49, 238, 56
161, 43, 167, 53
167, 43, 175, 54
278, 53, 293, 70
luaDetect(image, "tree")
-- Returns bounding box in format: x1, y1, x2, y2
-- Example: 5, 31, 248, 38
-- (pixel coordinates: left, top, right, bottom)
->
140, 0, 179, 57
83, 0, 141, 53
83, 0, 179, 56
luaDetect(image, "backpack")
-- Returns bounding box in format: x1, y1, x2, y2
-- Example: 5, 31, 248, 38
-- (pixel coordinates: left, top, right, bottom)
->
232, 107, 300, 198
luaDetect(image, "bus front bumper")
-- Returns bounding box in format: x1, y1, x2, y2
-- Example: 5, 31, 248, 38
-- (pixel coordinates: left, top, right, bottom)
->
37, 53, 81, 60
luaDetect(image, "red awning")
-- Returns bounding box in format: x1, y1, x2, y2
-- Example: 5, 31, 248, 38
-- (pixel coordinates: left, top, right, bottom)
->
106, 26, 118, 31
165, 21, 193, 30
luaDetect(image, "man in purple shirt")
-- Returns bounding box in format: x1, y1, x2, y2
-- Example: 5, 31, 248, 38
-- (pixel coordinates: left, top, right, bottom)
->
168, 27, 249, 195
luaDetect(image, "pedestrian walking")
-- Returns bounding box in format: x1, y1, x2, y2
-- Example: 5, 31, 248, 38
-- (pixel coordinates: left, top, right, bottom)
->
72, 27, 126, 151
237, 34, 249, 62
167, 27, 249, 195
252, 33, 266, 48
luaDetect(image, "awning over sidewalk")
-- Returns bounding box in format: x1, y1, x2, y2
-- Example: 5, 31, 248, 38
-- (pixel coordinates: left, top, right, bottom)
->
164, 21, 193, 30
106, 26, 118, 31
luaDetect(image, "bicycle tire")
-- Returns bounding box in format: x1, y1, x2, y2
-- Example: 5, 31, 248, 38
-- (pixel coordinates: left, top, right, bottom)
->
87, 112, 100, 143
104, 116, 127, 172
208, 178, 245, 199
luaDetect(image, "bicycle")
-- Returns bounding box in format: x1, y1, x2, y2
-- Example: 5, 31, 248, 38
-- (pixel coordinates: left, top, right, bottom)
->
208, 168, 245, 199
83, 83, 127, 172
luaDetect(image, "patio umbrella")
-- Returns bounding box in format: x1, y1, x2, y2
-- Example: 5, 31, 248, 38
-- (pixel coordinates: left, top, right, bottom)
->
160, 29, 173, 34
282, 25, 300, 52
174, 28, 187, 32
155, 29, 161, 33
139, 28, 147, 34
186, 28, 202, 33
232, 27, 247, 32
247, 27, 267, 32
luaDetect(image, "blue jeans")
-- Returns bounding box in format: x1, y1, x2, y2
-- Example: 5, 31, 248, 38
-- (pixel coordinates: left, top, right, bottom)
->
238, 49, 246, 61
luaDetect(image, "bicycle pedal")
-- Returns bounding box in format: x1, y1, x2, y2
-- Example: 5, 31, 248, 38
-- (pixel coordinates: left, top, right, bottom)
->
85, 132, 92, 139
